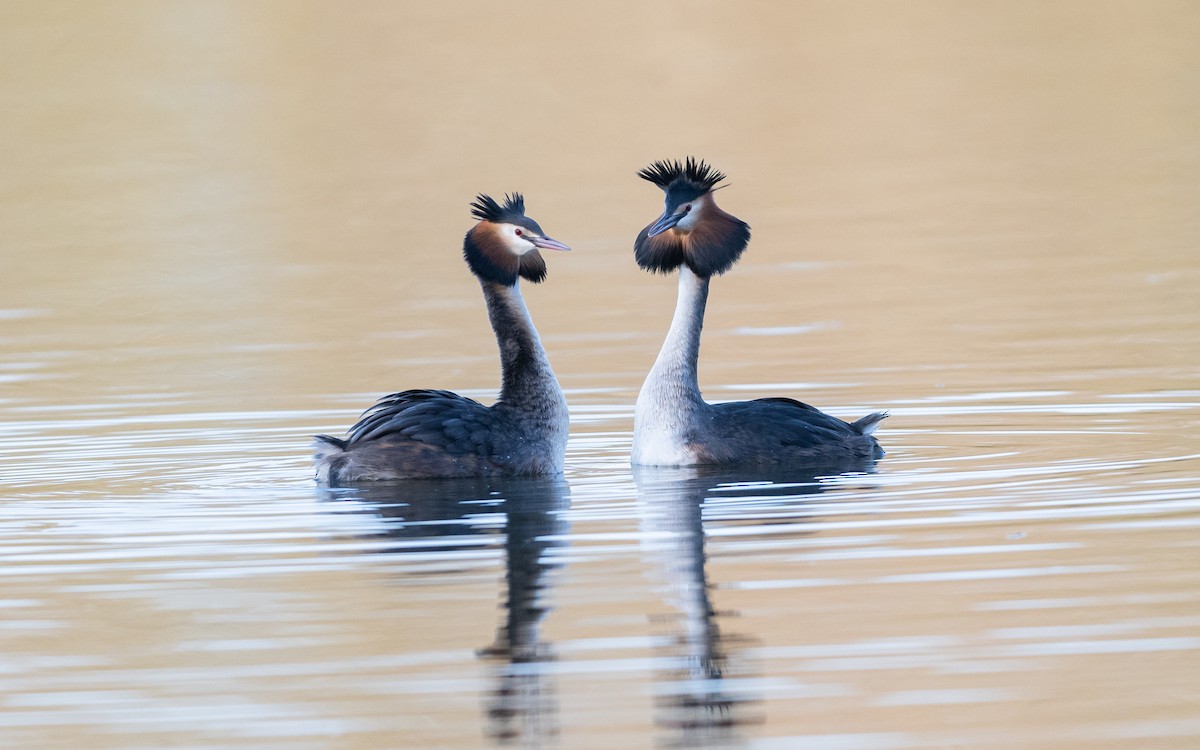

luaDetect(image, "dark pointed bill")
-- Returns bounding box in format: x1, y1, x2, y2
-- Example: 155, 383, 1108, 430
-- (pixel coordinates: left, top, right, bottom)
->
646, 210, 681, 238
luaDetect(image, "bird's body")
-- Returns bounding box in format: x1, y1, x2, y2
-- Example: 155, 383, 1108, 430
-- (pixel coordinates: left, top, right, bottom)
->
313, 194, 569, 484
631, 159, 885, 468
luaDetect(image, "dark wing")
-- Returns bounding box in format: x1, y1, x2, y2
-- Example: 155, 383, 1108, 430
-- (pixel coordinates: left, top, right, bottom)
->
710, 397, 870, 450
344, 389, 498, 457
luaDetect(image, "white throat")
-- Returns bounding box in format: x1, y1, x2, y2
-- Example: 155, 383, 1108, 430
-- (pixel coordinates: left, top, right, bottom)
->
632, 266, 710, 466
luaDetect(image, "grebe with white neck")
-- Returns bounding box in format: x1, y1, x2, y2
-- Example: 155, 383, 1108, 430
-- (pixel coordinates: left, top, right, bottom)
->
632, 158, 886, 467
314, 193, 570, 484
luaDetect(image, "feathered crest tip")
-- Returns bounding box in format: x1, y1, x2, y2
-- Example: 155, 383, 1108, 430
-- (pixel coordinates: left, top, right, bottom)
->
636, 157, 726, 192
469, 192, 526, 222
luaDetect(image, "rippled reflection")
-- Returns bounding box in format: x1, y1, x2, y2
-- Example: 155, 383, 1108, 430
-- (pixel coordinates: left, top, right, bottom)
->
634, 460, 877, 748
319, 477, 569, 746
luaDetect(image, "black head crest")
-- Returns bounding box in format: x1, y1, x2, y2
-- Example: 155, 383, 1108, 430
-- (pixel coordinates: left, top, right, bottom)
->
470, 193, 526, 224
637, 157, 727, 194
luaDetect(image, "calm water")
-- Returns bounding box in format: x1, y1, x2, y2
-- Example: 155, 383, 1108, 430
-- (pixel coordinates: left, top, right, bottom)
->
3, 2, 1199, 749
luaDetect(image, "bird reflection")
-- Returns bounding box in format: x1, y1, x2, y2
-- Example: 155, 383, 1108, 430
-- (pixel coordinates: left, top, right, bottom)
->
319, 477, 569, 747
634, 461, 876, 748
476, 478, 568, 746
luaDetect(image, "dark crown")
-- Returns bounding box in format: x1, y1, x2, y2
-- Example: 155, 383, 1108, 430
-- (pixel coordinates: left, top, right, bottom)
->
469, 193, 526, 223
637, 157, 727, 192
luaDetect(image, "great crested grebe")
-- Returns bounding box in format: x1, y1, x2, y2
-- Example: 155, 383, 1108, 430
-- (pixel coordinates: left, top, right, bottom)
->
631, 158, 886, 467
313, 193, 570, 484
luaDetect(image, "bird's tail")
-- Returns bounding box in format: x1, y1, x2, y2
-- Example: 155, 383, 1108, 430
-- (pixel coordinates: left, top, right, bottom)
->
312, 435, 348, 484
852, 411, 888, 435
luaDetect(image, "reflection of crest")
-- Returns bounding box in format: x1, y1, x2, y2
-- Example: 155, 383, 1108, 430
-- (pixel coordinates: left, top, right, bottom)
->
319, 477, 570, 745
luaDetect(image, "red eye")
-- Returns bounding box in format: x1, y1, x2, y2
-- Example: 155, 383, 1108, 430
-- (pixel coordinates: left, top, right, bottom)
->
515, 228, 523, 236
683, 205, 692, 213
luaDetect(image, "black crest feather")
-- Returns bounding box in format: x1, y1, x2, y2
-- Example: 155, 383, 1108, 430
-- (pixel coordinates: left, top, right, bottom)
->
637, 157, 727, 193
470, 193, 526, 223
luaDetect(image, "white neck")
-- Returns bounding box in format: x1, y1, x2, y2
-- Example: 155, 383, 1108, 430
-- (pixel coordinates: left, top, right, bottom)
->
632, 266, 710, 465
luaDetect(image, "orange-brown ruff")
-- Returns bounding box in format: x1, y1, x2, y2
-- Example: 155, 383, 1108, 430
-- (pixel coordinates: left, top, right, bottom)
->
313, 194, 570, 484
631, 158, 886, 467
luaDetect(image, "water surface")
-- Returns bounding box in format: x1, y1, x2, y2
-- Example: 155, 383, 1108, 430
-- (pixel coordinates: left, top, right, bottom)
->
2, 2, 1199, 748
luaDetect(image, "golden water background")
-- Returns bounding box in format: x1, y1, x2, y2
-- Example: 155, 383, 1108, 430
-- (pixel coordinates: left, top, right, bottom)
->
2, 2, 1199, 749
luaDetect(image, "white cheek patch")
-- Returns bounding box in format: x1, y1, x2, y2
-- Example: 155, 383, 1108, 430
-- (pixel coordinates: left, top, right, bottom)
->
498, 223, 536, 255
675, 195, 706, 231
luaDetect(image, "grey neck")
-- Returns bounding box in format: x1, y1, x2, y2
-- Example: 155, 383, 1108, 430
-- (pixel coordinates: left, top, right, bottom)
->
481, 280, 564, 412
